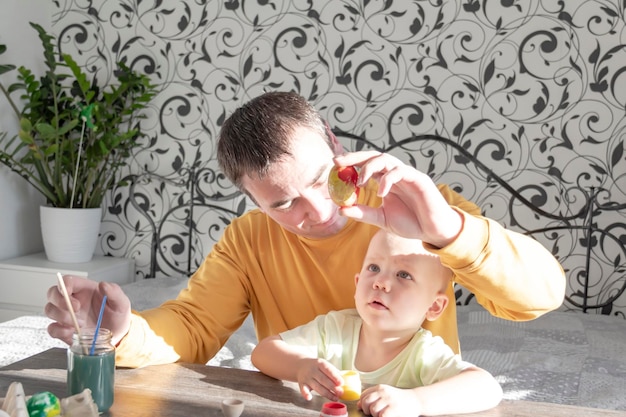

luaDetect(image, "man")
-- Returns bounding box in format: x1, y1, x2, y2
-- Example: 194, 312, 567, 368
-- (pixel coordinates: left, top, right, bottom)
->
45, 91, 565, 367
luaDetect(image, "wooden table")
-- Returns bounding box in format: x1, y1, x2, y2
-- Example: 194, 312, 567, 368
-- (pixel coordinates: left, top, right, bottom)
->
1, 348, 624, 417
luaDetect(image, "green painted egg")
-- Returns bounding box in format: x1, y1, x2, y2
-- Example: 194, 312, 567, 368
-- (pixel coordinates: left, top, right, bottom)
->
26, 391, 61, 417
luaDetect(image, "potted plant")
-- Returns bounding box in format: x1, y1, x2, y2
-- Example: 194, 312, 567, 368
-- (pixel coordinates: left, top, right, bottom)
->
0, 22, 157, 263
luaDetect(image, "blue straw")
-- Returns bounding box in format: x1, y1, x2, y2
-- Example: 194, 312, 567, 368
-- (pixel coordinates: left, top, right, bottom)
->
90, 295, 107, 356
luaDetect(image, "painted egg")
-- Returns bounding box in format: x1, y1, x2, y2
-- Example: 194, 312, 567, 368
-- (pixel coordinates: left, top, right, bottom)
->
339, 370, 361, 401
26, 391, 61, 417
328, 165, 359, 207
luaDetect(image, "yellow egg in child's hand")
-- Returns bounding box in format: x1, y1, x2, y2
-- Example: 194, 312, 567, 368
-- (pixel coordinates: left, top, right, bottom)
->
339, 370, 361, 401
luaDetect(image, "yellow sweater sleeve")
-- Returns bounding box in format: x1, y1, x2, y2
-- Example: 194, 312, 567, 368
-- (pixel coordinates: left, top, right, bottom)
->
116, 182, 566, 367
430, 184, 566, 320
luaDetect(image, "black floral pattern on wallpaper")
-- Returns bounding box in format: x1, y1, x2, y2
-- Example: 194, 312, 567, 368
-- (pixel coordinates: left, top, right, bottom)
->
51, 1, 625, 315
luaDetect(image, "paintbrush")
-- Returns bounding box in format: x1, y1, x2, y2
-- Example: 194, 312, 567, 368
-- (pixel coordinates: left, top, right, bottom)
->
56, 272, 87, 354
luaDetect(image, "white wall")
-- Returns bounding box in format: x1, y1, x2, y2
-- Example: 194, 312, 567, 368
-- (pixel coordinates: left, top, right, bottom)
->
0, 1, 52, 260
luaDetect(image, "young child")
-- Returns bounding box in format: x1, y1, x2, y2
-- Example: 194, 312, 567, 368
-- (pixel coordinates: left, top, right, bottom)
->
251, 229, 502, 417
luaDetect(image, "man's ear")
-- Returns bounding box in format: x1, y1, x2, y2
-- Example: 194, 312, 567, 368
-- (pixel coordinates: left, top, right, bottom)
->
240, 188, 260, 208
425, 293, 449, 322
325, 121, 345, 156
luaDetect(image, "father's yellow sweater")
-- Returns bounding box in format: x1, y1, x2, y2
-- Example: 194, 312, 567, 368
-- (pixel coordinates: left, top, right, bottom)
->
116, 182, 565, 367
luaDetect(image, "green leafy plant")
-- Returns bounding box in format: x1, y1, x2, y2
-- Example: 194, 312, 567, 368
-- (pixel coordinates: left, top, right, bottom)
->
0, 22, 157, 208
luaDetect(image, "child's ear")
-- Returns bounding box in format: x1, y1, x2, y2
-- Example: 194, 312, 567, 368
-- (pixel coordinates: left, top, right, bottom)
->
425, 293, 449, 321
354, 273, 360, 286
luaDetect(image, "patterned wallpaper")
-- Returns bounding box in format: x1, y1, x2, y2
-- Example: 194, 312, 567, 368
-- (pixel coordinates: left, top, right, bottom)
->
50, 1, 625, 315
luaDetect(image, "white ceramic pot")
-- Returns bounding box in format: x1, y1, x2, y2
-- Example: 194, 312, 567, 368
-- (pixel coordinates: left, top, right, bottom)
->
40, 206, 102, 263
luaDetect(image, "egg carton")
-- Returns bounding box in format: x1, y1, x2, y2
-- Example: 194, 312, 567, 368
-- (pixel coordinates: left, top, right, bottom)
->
0, 382, 98, 417
0, 382, 27, 417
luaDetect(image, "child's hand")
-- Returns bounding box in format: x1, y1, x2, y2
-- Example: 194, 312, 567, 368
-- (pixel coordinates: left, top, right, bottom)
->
295, 358, 343, 401
358, 385, 420, 417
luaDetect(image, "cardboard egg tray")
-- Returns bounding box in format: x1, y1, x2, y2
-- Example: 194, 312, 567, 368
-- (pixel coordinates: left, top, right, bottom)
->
0, 382, 98, 417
